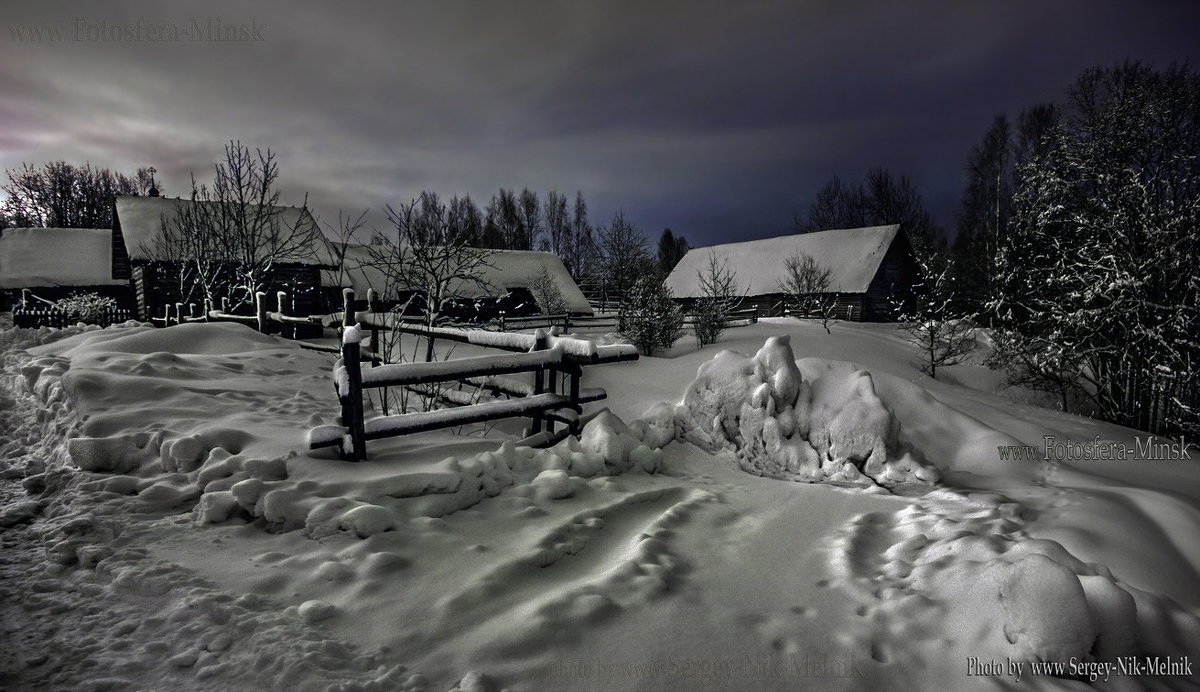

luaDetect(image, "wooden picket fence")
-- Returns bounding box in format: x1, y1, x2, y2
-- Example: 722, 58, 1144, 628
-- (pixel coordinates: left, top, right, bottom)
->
308, 289, 639, 461
11, 290, 134, 329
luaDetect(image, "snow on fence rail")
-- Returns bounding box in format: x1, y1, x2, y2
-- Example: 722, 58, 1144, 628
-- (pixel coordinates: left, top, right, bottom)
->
309, 288, 638, 461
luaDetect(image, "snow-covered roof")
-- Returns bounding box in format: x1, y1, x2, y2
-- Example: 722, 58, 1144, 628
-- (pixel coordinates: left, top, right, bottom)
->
321, 245, 592, 314
114, 195, 324, 265
664, 225, 902, 297
0, 227, 123, 289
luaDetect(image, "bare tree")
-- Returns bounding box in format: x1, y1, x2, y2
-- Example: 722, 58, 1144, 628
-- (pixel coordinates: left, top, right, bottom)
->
778, 251, 837, 333
895, 255, 976, 379
595, 211, 653, 303
657, 228, 689, 275
318, 209, 369, 314
693, 250, 743, 346
516, 188, 541, 251
528, 265, 568, 315
541, 190, 571, 258
367, 194, 495, 361
177, 141, 321, 312
2, 161, 158, 228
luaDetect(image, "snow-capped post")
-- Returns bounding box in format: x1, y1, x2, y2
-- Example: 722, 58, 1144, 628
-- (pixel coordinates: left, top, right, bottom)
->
204, 298, 213, 321
174, 302, 183, 326
340, 323, 367, 461
255, 292, 267, 333
221, 296, 230, 314
189, 303, 198, 320
499, 310, 506, 332
565, 361, 583, 436
342, 287, 356, 329
21, 288, 30, 309
367, 288, 378, 314
277, 290, 289, 317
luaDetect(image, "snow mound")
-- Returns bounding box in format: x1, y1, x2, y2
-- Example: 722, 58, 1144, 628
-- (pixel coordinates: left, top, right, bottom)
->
30, 321, 297, 360
672, 335, 939, 488
831, 488, 1200, 670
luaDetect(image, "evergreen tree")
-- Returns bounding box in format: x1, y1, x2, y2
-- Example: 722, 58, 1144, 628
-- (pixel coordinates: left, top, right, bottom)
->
619, 276, 684, 356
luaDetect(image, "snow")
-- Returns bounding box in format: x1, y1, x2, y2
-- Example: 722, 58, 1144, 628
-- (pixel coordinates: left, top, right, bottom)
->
664, 224, 901, 297
0, 227, 125, 289
2, 315, 1198, 690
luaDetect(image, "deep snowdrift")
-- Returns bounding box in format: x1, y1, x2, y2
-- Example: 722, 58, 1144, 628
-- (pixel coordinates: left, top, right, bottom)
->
3, 318, 1198, 691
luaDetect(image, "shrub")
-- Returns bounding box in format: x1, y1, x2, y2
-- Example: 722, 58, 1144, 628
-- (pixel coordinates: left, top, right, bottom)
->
54, 292, 117, 325
619, 277, 684, 356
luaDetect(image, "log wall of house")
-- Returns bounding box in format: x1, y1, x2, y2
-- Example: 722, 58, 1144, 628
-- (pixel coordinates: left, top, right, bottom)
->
134, 262, 324, 322
112, 206, 131, 281
863, 231, 919, 321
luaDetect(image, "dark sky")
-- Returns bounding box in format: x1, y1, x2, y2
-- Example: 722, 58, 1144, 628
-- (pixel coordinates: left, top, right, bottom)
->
2, 1, 1198, 247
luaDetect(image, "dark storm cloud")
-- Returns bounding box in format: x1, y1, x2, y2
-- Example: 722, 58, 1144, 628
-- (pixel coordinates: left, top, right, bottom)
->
1, 1, 1197, 245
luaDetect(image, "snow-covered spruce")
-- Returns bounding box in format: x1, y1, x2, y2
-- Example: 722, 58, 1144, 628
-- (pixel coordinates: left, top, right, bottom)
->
661, 335, 939, 489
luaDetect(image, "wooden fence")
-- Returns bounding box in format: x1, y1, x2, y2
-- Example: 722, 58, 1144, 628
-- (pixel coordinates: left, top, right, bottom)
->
11, 290, 135, 329
308, 289, 639, 461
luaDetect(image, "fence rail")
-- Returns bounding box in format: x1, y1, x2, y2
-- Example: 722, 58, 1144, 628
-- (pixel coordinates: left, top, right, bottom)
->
308, 289, 639, 461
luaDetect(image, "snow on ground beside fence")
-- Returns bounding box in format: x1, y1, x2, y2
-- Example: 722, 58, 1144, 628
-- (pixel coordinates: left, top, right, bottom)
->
3, 317, 1200, 690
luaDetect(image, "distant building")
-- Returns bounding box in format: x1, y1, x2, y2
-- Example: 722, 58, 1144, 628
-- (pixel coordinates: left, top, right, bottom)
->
0, 227, 131, 310
111, 195, 327, 320
663, 225, 918, 321
323, 244, 593, 316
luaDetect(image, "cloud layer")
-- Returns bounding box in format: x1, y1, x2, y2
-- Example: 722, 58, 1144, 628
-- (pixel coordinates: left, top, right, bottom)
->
2, 0, 1197, 245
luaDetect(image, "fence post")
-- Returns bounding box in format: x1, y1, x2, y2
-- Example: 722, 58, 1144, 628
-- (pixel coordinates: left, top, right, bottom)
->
255, 292, 267, 332
174, 302, 183, 326
531, 329, 549, 434
566, 361, 582, 437
499, 311, 506, 332
342, 287, 356, 329
341, 329, 367, 461
204, 298, 213, 321
277, 290, 289, 316
221, 296, 230, 314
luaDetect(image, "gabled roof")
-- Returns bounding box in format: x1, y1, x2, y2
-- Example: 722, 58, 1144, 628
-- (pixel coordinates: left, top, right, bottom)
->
321, 245, 593, 314
113, 195, 324, 265
0, 227, 124, 289
664, 225, 903, 297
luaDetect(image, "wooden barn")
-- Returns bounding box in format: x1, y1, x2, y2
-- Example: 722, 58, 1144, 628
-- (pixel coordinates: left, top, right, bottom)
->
323, 244, 594, 316
664, 224, 918, 322
111, 195, 328, 321
0, 227, 133, 311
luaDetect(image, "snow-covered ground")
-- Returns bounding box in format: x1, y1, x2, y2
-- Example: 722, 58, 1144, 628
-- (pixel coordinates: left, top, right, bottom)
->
1, 316, 1197, 691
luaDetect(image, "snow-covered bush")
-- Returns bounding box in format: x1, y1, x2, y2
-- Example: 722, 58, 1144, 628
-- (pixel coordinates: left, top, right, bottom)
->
618, 277, 684, 356
53, 292, 117, 325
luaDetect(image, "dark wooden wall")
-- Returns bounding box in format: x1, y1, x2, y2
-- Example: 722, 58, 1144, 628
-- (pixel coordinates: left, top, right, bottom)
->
863, 231, 919, 321
133, 262, 324, 321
